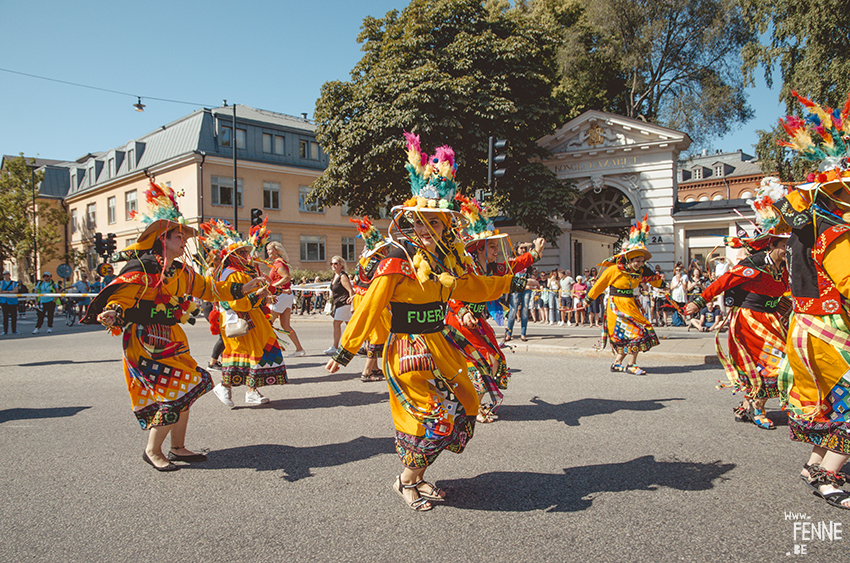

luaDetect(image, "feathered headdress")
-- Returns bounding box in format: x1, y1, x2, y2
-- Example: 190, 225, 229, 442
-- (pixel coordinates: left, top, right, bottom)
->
399, 131, 461, 212
246, 216, 270, 256
350, 216, 385, 254
455, 194, 505, 249
723, 177, 791, 252
199, 219, 247, 258
121, 179, 196, 254
599, 215, 652, 267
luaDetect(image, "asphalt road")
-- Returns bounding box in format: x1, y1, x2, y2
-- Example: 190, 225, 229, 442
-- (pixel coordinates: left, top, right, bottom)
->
0, 316, 846, 562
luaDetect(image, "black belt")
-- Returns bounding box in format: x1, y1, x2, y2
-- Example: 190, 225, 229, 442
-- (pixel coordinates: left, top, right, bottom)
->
390, 301, 446, 334
467, 302, 487, 316
123, 300, 181, 326
610, 287, 636, 297
740, 292, 782, 313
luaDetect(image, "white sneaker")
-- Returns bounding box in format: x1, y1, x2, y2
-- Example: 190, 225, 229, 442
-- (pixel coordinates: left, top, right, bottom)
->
245, 389, 269, 404
212, 383, 234, 408
32, 328, 39, 334
288, 350, 306, 358
47, 328, 52, 334
567, 322, 573, 327
324, 346, 337, 356
548, 321, 555, 326
557, 321, 563, 327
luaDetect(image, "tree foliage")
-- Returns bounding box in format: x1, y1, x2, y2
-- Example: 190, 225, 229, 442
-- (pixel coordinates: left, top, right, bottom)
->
312, 0, 578, 242
739, 0, 850, 181
0, 154, 68, 280
536, 0, 755, 149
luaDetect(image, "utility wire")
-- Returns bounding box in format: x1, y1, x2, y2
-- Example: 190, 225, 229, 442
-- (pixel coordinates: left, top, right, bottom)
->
0, 67, 215, 107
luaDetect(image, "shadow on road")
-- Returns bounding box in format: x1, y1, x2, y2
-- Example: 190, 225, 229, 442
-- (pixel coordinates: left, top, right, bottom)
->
5, 358, 120, 368
233, 390, 388, 411
0, 406, 91, 424
500, 396, 684, 427
192, 435, 395, 481
439, 455, 735, 512
287, 370, 367, 385
646, 364, 719, 374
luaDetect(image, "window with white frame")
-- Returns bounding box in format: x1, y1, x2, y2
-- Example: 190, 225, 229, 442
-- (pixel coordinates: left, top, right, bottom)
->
211, 176, 243, 207
71, 209, 78, 233
87, 165, 96, 186
263, 133, 273, 153
275, 135, 284, 155
298, 185, 323, 213
714, 165, 724, 177
342, 236, 356, 262
698, 195, 709, 202
127, 149, 135, 170
268, 233, 282, 243
300, 235, 326, 262
299, 140, 308, 158
86, 203, 96, 229
263, 182, 280, 209
739, 190, 753, 199
125, 190, 137, 220
107, 196, 116, 224
108, 157, 115, 179
87, 248, 97, 271
311, 142, 320, 160
125, 237, 136, 247
220, 126, 246, 149
712, 194, 724, 201
692, 168, 702, 180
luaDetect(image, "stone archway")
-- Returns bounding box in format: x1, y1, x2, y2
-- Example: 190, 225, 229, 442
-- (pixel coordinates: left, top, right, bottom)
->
570, 184, 635, 234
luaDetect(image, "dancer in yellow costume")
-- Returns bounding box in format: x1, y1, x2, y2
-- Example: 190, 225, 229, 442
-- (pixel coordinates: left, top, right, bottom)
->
200, 219, 285, 408
584, 216, 666, 375
349, 216, 391, 382
772, 92, 850, 510
326, 133, 526, 511
83, 181, 265, 472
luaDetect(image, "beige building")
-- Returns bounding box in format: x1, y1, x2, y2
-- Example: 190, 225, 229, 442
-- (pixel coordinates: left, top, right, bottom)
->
54, 104, 389, 279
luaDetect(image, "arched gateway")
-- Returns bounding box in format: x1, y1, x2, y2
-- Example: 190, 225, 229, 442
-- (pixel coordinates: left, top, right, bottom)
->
535, 111, 691, 273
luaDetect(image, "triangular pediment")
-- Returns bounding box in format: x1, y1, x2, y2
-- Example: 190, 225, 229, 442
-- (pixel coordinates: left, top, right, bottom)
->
539, 110, 691, 155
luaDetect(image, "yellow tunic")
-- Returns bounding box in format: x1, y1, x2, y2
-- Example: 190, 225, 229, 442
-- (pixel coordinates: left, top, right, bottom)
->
781, 233, 850, 453
351, 292, 391, 356
220, 268, 288, 387
337, 271, 515, 443
104, 265, 239, 429
586, 263, 663, 354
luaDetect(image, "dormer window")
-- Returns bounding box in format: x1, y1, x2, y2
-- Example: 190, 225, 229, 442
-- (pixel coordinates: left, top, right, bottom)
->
692, 168, 702, 180
714, 165, 724, 177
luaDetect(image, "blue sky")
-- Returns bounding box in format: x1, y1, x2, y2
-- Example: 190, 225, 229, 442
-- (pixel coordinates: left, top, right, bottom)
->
1, 0, 779, 163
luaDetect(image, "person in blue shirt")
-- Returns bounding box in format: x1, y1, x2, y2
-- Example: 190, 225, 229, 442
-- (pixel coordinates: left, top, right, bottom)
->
33, 271, 58, 334
688, 300, 722, 332
1, 270, 20, 334
101, 264, 116, 287
90, 275, 103, 294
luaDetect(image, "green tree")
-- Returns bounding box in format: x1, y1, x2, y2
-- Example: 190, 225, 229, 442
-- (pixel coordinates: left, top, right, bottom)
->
0, 154, 68, 282
739, 0, 850, 181
312, 0, 578, 242
537, 0, 755, 148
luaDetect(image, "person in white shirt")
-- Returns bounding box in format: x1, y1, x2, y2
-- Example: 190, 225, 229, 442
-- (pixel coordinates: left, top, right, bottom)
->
711, 255, 733, 316
559, 270, 575, 326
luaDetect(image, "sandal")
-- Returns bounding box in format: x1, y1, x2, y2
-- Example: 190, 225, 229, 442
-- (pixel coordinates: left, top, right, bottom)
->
802, 462, 849, 483
207, 360, 222, 369
610, 363, 625, 372
360, 370, 385, 382
805, 465, 850, 510
392, 476, 432, 511
733, 402, 751, 423
749, 406, 775, 430
625, 364, 647, 376
413, 479, 446, 500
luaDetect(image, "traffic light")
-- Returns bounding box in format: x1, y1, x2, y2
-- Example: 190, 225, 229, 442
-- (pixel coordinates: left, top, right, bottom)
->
250, 208, 263, 227
105, 233, 117, 256
488, 136, 508, 187
94, 232, 105, 256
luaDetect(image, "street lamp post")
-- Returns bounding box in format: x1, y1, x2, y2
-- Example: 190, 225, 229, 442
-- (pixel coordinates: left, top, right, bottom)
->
233, 103, 238, 231
31, 165, 37, 284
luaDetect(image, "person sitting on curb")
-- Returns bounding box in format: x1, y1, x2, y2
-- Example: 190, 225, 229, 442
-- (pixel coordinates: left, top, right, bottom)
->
688, 300, 722, 332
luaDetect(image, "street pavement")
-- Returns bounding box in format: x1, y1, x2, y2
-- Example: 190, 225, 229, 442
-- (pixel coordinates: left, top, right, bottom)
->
0, 313, 846, 562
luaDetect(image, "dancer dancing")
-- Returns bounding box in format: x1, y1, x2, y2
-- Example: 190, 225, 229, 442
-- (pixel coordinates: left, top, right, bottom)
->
326, 133, 526, 511
583, 216, 666, 375
82, 181, 265, 471
446, 196, 543, 423
201, 219, 287, 407
686, 179, 790, 429
349, 216, 391, 382
772, 93, 850, 510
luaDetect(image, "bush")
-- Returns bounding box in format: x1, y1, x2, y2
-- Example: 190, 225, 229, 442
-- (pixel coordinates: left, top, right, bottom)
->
289, 268, 334, 283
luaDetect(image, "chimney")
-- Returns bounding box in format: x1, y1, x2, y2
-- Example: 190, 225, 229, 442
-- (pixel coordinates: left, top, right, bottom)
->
301, 113, 308, 120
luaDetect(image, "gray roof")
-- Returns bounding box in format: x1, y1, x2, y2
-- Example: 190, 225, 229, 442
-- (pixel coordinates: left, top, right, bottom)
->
678, 149, 763, 184
62, 104, 324, 199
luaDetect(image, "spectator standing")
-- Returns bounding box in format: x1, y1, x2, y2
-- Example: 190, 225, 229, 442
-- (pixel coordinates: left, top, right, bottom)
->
586, 267, 603, 328
547, 269, 561, 325
504, 240, 544, 342
324, 256, 354, 355
571, 275, 587, 326
669, 263, 689, 326
559, 269, 575, 326
538, 271, 549, 324
71, 273, 91, 318
1, 271, 19, 335
33, 272, 58, 334
711, 255, 732, 316
310, 276, 322, 314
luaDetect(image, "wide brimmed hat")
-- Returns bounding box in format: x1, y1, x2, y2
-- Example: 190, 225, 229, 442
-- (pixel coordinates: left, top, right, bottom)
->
620, 215, 652, 261
123, 181, 197, 253
455, 194, 509, 248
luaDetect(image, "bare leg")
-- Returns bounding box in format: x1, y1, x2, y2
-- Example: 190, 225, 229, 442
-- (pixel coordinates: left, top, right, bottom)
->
281, 308, 304, 352
814, 451, 850, 507
362, 356, 378, 377
803, 446, 827, 478
333, 320, 343, 348
268, 310, 280, 328
168, 410, 200, 456
146, 421, 174, 468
